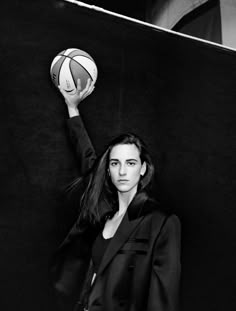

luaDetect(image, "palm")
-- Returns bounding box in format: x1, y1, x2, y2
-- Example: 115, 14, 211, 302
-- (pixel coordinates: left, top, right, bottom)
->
59, 78, 94, 108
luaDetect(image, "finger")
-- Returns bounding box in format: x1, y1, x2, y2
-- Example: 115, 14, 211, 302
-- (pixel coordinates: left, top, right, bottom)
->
80, 78, 91, 98
85, 78, 91, 87
82, 85, 95, 100
87, 85, 95, 96
58, 85, 66, 96
83, 78, 91, 94
76, 78, 82, 93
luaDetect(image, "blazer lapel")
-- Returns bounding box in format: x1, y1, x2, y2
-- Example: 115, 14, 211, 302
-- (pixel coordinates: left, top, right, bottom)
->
96, 193, 148, 277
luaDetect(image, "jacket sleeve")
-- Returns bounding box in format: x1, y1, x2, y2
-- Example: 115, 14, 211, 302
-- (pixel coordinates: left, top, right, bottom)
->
66, 116, 97, 175
50, 221, 98, 311
147, 214, 181, 311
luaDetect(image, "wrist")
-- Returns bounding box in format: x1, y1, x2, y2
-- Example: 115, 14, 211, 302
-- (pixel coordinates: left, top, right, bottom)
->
68, 106, 80, 118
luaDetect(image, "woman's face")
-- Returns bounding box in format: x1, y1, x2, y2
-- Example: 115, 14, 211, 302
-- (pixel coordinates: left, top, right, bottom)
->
109, 144, 146, 195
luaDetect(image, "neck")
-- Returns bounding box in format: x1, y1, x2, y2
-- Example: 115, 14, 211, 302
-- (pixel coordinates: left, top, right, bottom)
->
117, 187, 137, 216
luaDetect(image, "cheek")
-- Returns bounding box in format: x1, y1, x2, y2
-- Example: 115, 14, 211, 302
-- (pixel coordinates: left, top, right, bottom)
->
109, 167, 117, 180
130, 168, 142, 181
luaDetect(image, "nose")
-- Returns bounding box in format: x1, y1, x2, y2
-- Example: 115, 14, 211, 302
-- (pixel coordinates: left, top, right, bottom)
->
119, 164, 127, 176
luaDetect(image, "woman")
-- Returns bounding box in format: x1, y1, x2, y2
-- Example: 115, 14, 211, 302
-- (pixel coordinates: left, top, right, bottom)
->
51, 79, 181, 311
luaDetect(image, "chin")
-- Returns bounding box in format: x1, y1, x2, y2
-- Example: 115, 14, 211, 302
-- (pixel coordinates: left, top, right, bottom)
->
116, 185, 131, 192
116, 183, 138, 194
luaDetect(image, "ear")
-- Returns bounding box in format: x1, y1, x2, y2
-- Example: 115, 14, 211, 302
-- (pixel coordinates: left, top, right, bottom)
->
140, 161, 147, 176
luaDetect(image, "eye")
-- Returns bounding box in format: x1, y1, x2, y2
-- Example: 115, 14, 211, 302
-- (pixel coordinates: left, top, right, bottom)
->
110, 161, 118, 167
127, 161, 136, 166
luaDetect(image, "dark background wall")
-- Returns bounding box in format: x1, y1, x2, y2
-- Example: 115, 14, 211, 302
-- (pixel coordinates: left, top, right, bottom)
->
1, 1, 236, 310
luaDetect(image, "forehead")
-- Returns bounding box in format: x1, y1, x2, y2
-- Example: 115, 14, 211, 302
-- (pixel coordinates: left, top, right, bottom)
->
109, 144, 140, 160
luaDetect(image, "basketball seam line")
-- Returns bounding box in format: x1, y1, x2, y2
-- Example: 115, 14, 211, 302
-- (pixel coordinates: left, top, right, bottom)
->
57, 56, 66, 87
58, 54, 95, 63
69, 60, 78, 91
70, 58, 94, 82
59, 55, 95, 82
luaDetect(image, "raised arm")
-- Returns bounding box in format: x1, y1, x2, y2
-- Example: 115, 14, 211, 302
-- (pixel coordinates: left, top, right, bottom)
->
59, 79, 96, 175
59, 78, 95, 118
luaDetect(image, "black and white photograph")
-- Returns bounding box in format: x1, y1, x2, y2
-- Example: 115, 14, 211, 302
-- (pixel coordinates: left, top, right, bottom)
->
1, 1, 236, 310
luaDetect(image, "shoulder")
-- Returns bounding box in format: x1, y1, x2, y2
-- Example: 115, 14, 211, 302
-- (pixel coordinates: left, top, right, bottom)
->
143, 199, 181, 236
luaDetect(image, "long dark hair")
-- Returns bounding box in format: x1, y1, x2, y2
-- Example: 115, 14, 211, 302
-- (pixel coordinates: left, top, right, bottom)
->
70, 133, 155, 224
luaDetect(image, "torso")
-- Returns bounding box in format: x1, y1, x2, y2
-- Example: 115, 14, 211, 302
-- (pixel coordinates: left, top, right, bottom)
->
91, 210, 127, 275
102, 211, 126, 239
92, 232, 112, 273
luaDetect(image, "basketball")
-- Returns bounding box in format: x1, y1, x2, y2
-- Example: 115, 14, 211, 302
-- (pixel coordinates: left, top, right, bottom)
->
50, 48, 98, 93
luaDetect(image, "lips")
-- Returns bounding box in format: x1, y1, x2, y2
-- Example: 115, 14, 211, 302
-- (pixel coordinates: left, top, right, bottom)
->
118, 179, 129, 183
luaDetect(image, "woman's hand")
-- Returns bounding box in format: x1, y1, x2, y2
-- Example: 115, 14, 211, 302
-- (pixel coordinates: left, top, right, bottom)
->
58, 78, 95, 117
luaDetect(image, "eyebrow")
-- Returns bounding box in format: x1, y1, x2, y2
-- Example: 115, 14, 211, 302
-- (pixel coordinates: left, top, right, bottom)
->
109, 159, 138, 162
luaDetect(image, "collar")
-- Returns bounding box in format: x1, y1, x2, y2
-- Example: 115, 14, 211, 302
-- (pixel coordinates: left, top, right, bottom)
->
101, 191, 157, 223
127, 191, 149, 220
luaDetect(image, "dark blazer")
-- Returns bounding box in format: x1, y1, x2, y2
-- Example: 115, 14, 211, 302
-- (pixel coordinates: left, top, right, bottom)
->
51, 116, 181, 311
